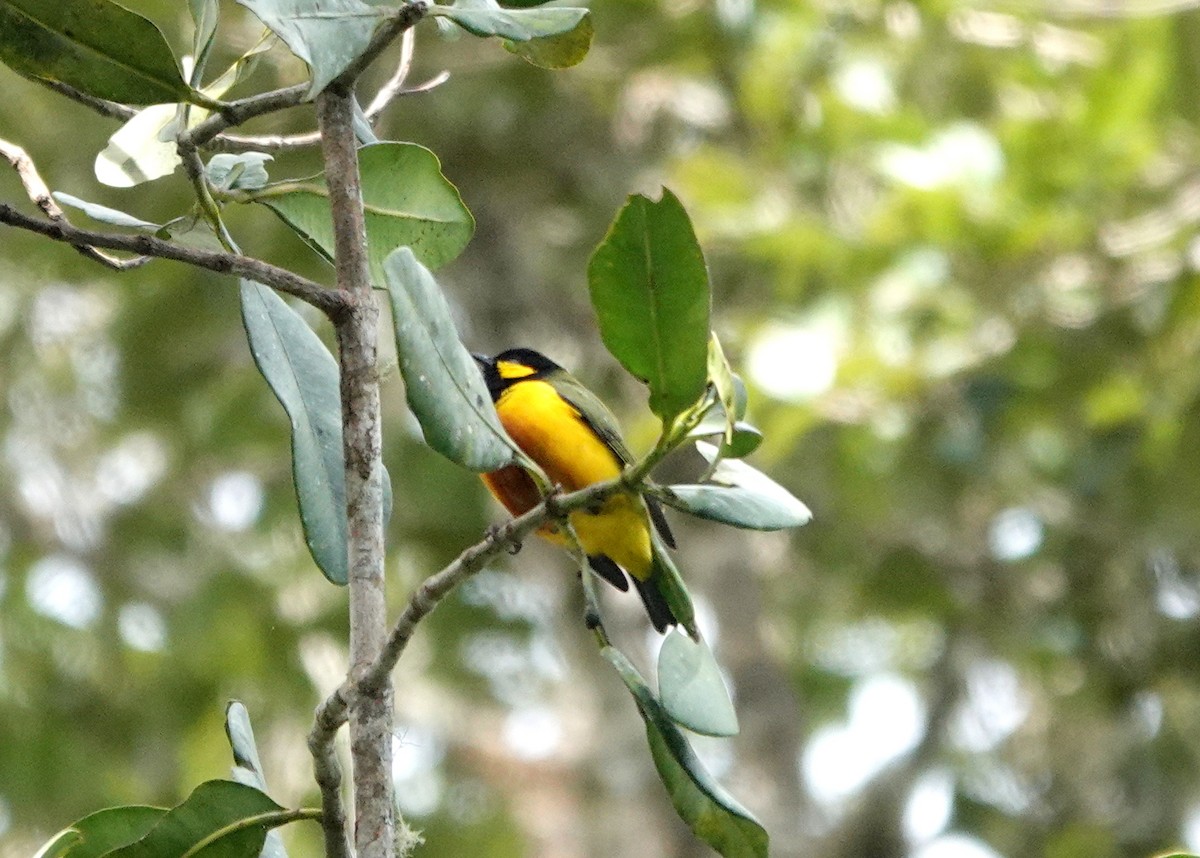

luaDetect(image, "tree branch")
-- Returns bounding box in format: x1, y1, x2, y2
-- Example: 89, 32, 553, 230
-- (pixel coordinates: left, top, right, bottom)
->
0, 204, 346, 316
182, 83, 311, 152
308, 694, 352, 858
182, 2, 429, 155
313, 472, 639, 738
1, 139, 150, 270
206, 71, 450, 154
32, 79, 139, 121
208, 75, 448, 156
329, 2, 430, 94
209, 26, 449, 156
21, 7, 436, 162
317, 85, 394, 858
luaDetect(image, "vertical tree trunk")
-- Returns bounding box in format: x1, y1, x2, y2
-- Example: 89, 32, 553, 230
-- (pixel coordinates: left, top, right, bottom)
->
316, 87, 395, 858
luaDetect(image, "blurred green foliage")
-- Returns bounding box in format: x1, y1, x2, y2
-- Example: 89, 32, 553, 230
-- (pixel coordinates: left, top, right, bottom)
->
5, 1, 1200, 857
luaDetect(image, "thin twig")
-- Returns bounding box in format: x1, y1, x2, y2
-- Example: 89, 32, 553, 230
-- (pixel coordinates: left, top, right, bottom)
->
208, 129, 324, 154
183, 2, 429, 154
177, 145, 239, 253
329, 2, 430, 94
208, 61, 449, 154
308, 690, 352, 858
32, 79, 139, 121
0, 139, 150, 270
320, 441, 678, 731
394, 70, 451, 96
0, 204, 346, 316
0, 142, 63, 219
356, 465, 665, 698
305, 474, 653, 856
364, 27, 417, 119
182, 82, 311, 152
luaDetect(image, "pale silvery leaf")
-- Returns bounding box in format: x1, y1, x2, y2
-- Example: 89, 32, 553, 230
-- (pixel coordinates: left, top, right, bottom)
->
207, 153, 274, 190
52, 193, 162, 230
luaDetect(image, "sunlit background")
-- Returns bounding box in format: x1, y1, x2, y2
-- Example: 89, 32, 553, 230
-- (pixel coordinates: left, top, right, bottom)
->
5, 0, 1200, 856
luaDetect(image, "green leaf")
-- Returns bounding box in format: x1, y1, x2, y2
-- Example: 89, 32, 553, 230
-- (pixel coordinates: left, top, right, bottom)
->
657, 630, 739, 737
32, 829, 83, 858
429, 2, 588, 42
708, 334, 737, 424
689, 397, 748, 435
652, 531, 699, 638
722, 422, 763, 458
52, 193, 162, 231
704, 333, 745, 460
688, 412, 762, 460
694, 336, 762, 458
689, 418, 763, 460
225, 702, 288, 858
602, 647, 768, 858
660, 442, 811, 531
239, 280, 348, 585
100, 780, 307, 858
200, 29, 277, 95
235, 0, 386, 97
382, 247, 516, 472
587, 188, 711, 423
503, 11, 592, 68
0, 0, 196, 106
255, 142, 474, 280
57, 807, 166, 858
643, 728, 768, 858
189, 0, 220, 86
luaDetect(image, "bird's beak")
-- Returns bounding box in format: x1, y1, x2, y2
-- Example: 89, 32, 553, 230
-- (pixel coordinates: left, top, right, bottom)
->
471, 352, 491, 372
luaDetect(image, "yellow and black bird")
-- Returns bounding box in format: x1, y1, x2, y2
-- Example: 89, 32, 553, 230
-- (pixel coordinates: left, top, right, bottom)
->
473, 348, 688, 633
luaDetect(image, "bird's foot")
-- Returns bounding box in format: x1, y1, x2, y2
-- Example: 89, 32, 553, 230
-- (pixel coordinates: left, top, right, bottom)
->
542, 483, 567, 517
485, 523, 523, 555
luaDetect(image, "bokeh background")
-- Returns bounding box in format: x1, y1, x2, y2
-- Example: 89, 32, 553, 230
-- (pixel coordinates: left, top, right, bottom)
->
4, 0, 1200, 856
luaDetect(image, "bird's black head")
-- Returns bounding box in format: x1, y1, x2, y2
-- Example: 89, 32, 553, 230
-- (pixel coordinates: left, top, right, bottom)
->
472, 348, 563, 400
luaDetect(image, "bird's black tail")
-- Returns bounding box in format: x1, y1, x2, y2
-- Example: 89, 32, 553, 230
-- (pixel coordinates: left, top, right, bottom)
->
588, 553, 676, 631
587, 541, 696, 636
631, 574, 677, 632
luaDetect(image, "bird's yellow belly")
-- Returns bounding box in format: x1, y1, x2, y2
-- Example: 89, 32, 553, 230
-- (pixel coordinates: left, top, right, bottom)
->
494, 380, 653, 577
546, 496, 652, 578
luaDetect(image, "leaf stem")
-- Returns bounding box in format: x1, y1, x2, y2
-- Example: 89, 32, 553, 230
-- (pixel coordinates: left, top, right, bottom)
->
178, 808, 324, 858
178, 146, 239, 253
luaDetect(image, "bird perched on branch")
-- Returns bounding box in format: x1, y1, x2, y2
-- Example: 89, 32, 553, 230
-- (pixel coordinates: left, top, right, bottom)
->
473, 348, 691, 633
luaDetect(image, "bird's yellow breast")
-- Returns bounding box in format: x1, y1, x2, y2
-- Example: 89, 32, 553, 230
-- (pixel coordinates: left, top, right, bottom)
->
492, 379, 653, 577
495, 380, 623, 489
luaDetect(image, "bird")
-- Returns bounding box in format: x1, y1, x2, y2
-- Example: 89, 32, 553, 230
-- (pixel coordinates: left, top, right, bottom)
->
473, 347, 692, 634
